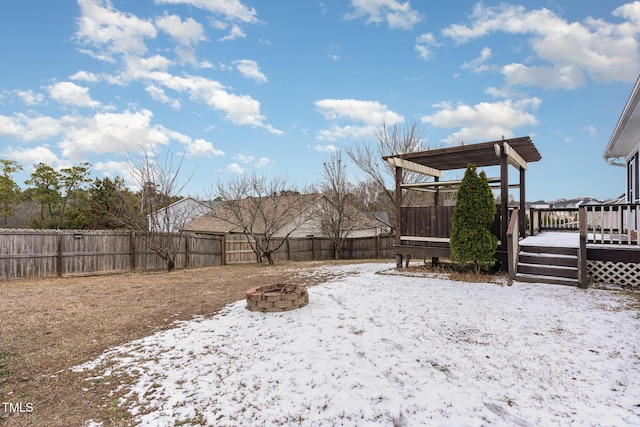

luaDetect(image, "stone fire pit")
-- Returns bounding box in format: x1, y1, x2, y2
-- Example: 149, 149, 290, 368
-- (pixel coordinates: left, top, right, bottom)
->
245, 284, 309, 312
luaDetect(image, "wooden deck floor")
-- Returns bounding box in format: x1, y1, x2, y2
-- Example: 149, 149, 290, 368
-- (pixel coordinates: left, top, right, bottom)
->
520, 232, 579, 248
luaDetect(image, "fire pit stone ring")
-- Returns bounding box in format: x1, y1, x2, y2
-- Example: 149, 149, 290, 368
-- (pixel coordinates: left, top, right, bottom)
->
245, 284, 309, 312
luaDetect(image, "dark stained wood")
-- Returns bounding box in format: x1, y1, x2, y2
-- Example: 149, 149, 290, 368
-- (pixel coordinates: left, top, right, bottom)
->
587, 247, 640, 263
395, 166, 402, 247
383, 136, 541, 171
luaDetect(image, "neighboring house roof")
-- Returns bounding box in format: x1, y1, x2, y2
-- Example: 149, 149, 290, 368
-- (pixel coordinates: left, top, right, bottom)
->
604, 74, 640, 162
148, 197, 220, 232
181, 193, 389, 236
364, 211, 392, 231
181, 194, 323, 235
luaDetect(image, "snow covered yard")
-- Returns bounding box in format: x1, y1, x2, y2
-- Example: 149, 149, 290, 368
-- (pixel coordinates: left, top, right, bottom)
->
76, 262, 640, 426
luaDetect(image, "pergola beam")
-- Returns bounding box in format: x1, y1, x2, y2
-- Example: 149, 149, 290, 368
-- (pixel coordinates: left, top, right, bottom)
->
496, 142, 528, 170
386, 157, 442, 178
401, 177, 501, 188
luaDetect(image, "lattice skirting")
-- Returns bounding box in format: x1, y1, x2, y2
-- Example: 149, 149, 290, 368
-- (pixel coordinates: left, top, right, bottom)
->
588, 260, 640, 287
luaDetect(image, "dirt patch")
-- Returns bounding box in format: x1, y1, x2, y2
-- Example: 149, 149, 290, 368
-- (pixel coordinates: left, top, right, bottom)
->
394, 260, 510, 285
0, 260, 354, 427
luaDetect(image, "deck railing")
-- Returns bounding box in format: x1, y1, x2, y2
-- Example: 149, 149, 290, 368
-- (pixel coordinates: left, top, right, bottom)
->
585, 203, 639, 245
531, 208, 579, 232
530, 204, 639, 245
399, 205, 504, 243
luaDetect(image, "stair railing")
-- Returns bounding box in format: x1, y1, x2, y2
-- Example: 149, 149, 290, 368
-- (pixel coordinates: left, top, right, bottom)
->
507, 208, 519, 280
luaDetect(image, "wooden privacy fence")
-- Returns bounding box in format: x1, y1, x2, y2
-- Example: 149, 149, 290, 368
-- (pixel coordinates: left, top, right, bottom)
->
0, 229, 223, 280
223, 233, 395, 264
0, 229, 394, 279
275, 235, 394, 262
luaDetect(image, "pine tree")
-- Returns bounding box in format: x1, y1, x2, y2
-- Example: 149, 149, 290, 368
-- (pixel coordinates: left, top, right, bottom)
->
450, 163, 497, 273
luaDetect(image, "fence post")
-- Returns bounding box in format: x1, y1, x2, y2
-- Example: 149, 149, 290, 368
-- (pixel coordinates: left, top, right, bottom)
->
57, 231, 63, 277
185, 234, 190, 270
129, 231, 136, 271
286, 237, 291, 261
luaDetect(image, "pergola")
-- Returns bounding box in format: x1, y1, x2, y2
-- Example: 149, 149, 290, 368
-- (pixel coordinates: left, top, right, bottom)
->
383, 136, 542, 265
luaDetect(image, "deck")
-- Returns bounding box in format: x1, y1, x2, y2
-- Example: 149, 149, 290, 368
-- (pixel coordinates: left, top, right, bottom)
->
520, 232, 579, 248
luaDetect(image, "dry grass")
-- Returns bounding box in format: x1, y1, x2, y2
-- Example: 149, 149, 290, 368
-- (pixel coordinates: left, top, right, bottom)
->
0, 261, 351, 427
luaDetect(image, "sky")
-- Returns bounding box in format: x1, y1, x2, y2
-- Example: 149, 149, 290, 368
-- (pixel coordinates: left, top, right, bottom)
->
74, 262, 640, 426
1, 0, 639, 202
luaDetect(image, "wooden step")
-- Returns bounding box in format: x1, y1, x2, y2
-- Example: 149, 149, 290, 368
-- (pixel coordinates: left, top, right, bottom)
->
519, 252, 577, 267
516, 244, 579, 286
518, 245, 577, 256
515, 273, 578, 286
517, 263, 578, 279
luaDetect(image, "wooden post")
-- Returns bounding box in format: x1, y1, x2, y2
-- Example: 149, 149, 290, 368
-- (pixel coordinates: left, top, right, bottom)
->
311, 236, 315, 261
57, 231, 63, 277
221, 234, 227, 266
519, 167, 526, 239
286, 237, 291, 261
395, 166, 403, 267
432, 176, 440, 267
506, 208, 519, 279
578, 206, 589, 288
500, 144, 509, 250
130, 231, 136, 271
185, 234, 190, 269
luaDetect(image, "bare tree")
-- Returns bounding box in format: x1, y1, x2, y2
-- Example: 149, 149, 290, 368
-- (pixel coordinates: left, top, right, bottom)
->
345, 121, 437, 220
317, 150, 357, 259
211, 173, 312, 265
111, 149, 193, 271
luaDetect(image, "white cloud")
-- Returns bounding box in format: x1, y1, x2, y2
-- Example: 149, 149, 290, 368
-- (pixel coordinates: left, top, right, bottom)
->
315, 98, 404, 141
233, 59, 267, 83
154, 0, 257, 41
315, 99, 403, 125
48, 81, 102, 108
75, 0, 157, 60
59, 109, 171, 160
156, 13, 206, 46
236, 154, 254, 163
14, 90, 44, 106
345, 0, 422, 30
94, 160, 134, 181
461, 47, 493, 73
184, 138, 225, 158
219, 23, 247, 41
232, 154, 271, 168
415, 33, 436, 60
154, 0, 258, 24
0, 113, 65, 141
126, 70, 281, 134
580, 125, 597, 137
421, 98, 541, 144
145, 85, 181, 110
0, 109, 224, 164
313, 144, 338, 152
255, 157, 272, 168
3, 145, 60, 167
226, 162, 244, 173
70, 70, 100, 83
156, 13, 207, 64
442, 3, 640, 88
